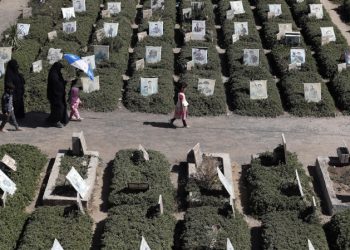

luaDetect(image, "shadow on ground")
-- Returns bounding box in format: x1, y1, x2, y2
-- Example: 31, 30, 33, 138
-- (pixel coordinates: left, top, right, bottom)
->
143, 121, 177, 129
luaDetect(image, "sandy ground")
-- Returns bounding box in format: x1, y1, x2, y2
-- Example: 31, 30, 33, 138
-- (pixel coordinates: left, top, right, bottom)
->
0, 0, 28, 35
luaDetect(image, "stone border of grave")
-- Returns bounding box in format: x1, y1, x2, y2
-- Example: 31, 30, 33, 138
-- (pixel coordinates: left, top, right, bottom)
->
42, 150, 99, 208
315, 156, 350, 215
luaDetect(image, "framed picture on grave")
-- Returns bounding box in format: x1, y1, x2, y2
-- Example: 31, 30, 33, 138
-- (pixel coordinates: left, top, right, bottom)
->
309, 4, 323, 19
268, 4, 282, 17
61, 7, 75, 20
234, 22, 248, 36
145, 46, 162, 63
107, 2, 121, 15
192, 20, 206, 40
104, 22, 119, 38
198, 78, 215, 96
151, 0, 164, 10
192, 48, 208, 65
191, 1, 205, 10
285, 32, 301, 46
17, 23, 30, 39
0, 47, 12, 63
149, 21, 163, 37
63, 21, 77, 34
82, 55, 96, 70
250, 80, 268, 100
32, 60, 42, 73
183, 8, 192, 19
304, 83, 321, 103
81, 76, 100, 93
243, 49, 259, 66
94, 45, 110, 63
320, 27, 336, 42
0, 62, 5, 78
47, 48, 63, 64
290, 48, 305, 64
140, 77, 158, 96
230, 1, 245, 14
73, 0, 86, 12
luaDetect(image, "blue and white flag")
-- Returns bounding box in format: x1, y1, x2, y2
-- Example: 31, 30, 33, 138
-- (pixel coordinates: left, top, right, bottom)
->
63, 53, 94, 80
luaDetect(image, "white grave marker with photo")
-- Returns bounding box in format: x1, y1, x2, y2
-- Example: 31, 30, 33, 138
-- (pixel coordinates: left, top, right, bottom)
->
338, 63, 347, 72
0, 169, 16, 195
51, 239, 64, 250
136, 58, 145, 71
234, 22, 248, 36
268, 4, 282, 17
107, 2, 121, 15
309, 4, 323, 19
17, 23, 30, 39
66, 167, 89, 199
101, 10, 111, 18
304, 83, 321, 103
232, 34, 240, 43
81, 76, 100, 93
47, 48, 63, 64
149, 21, 163, 37
137, 31, 148, 41
140, 236, 151, 250
143, 9, 153, 19
32, 60, 43, 73
277, 23, 292, 39
94, 45, 110, 63
61, 7, 75, 20
230, 1, 245, 14
198, 78, 215, 96
243, 49, 259, 66
151, 0, 164, 10
0, 62, 5, 78
140, 77, 158, 96
48, 31, 58, 41
250, 80, 268, 100
192, 48, 208, 65
227, 238, 234, 250
73, 0, 86, 12
290, 48, 305, 64
145, 46, 162, 63
63, 21, 77, 34
0, 47, 12, 63
82, 55, 96, 70
226, 9, 235, 20
320, 27, 336, 43
104, 22, 119, 38
192, 20, 206, 40
1, 154, 17, 171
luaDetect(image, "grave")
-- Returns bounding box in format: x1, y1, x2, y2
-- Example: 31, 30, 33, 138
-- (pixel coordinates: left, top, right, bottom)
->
43, 132, 99, 208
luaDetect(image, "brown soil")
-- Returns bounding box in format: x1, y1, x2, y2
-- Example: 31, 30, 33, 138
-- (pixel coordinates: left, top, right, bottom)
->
328, 165, 350, 195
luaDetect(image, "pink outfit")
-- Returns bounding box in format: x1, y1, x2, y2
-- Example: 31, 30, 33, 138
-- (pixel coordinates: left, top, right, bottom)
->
70, 87, 82, 119
174, 92, 188, 120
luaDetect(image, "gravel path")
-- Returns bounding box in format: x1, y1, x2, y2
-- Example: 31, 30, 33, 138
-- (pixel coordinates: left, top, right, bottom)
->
0, 0, 29, 35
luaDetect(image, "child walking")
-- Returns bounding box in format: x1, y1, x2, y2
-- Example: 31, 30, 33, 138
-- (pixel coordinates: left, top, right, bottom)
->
169, 83, 189, 128
1, 83, 23, 132
69, 81, 83, 121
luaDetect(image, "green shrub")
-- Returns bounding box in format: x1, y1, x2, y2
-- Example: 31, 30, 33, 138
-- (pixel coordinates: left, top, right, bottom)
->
329, 69, 350, 114
344, 0, 350, 22
325, 209, 350, 250
17, 206, 93, 250
12, 39, 41, 76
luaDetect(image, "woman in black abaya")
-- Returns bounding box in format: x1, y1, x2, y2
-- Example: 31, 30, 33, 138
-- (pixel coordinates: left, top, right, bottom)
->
4, 59, 25, 118
47, 62, 69, 128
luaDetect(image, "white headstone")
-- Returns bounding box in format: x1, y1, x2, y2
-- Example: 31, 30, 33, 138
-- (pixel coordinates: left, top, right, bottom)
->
198, 78, 215, 96
234, 22, 248, 36
0, 62, 4, 78
145, 46, 162, 64
66, 167, 89, 199
47, 48, 63, 64
320, 27, 336, 44
268, 4, 282, 17
282, 133, 287, 163
149, 21, 163, 37
1, 154, 17, 171
136, 59, 145, 71
73, 0, 86, 12
295, 169, 304, 197
0, 169, 16, 195
61, 7, 76, 20
232, 34, 239, 43
140, 236, 151, 250
140, 77, 158, 96
243, 49, 259, 66
137, 31, 148, 42
143, 9, 153, 19
48, 31, 58, 41
186, 60, 194, 70
138, 144, 149, 161
101, 10, 111, 18
226, 10, 235, 20
0, 47, 12, 63
227, 238, 234, 250
309, 4, 323, 19
191, 143, 203, 167
104, 22, 119, 38
82, 55, 96, 70
308, 239, 315, 250
217, 167, 234, 198
230, 1, 245, 14
107, 2, 121, 15
158, 194, 163, 215
338, 63, 347, 72
192, 48, 208, 65
304, 83, 321, 103
192, 20, 206, 40
81, 76, 100, 93
63, 21, 77, 34
51, 239, 64, 250
250, 80, 268, 100
17, 23, 30, 39
32, 60, 43, 73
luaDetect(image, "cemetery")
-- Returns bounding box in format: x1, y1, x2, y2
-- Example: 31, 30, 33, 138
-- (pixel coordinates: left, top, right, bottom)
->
1, 0, 350, 249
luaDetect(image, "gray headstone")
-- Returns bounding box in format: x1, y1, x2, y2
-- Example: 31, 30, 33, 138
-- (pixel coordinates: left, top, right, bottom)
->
72, 131, 87, 156
1, 154, 17, 171
295, 169, 304, 197
138, 144, 149, 161
187, 143, 203, 167
282, 133, 287, 163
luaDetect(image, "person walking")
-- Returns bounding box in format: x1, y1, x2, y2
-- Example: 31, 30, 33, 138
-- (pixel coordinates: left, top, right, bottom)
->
69, 79, 83, 121
4, 59, 25, 119
169, 83, 189, 128
47, 62, 69, 128
0, 83, 23, 132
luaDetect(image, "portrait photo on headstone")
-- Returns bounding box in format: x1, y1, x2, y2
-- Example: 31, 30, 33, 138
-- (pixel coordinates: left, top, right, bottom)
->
94, 45, 110, 63
104, 22, 119, 38
149, 21, 163, 37
234, 22, 248, 36
151, 0, 164, 10
268, 4, 282, 17
145, 46, 162, 63
82, 55, 96, 70
82, 76, 100, 93
290, 48, 305, 64
230, 1, 245, 14
0, 47, 12, 63
309, 4, 323, 19
63, 21, 77, 34
250, 80, 268, 100
17, 23, 30, 39
61, 7, 76, 20
107, 2, 121, 15
140, 77, 158, 96
243, 49, 259, 66
47, 48, 63, 64
32, 60, 42, 73
192, 20, 206, 40
198, 78, 216, 96
73, 0, 86, 12
320, 27, 336, 42
304, 83, 321, 103
192, 48, 208, 65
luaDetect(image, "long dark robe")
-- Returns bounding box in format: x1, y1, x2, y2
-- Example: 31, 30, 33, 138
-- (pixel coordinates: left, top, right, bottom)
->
47, 62, 68, 125
4, 59, 25, 118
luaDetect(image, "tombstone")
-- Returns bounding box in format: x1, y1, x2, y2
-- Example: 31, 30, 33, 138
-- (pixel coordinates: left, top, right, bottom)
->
81, 76, 100, 93
320, 27, 336, 45
72, 131, 87, 156
250, 80, 268, 100
0, 47, 12, 63
61, 7, 76, 20
73, 0, 86, 12
295, 169, 304, 197
145, 46, 162, 63
337, 143, 349, 164
158, 194, 163, 215
226, 10, 235, 20
185, 32, 192, 42
308, 239, 315, 250
140, 77, 158, 96
151, 0, 164, 10
63, 21, 77, 34
17, 23, 30, 39
268, 4, 282, 17
230, 1, 245, 14
143, 9, 153, 19
135, 59, 145, 71
149, 21, 163, 37
188, 163, 197, 178
101, 10, 111, 18
94, 45, 109, 63
1, 154, 17, 171
48, 31, 58, 41
104, 22, 119, 38
192, 20, 206, 40
0, 168, 17, 195
232, 34, 239, 44
82, 55, 96, 70
138, 144, 149, 161
107, 2, 121, 15
32, 60, 43, 73
217, 167, 234, 198
47, 48, 63, 64
198, 78, 215, 96
183, 7, 192, 19
137, 31, 147, 42
227, 238, 234, 250
186, 60, 194, 70
51, 238, 64, 250
187, 143, 203, 167
290, 48, 305, 64
192, 48, 208, 65
277, 23, 292, 40
22, 7, 32, 19
243, 49, 259, 66
234, 22, 248, 36
66, 167, 89, 199
281, 133, 287, 163
304, 83, 321, 103
140, 236, 151, 250
312, 196, 317, 207
95, 28, 105, 42
0, 62, 4, 78
337, 63, 347, 72
309, 4, 323, 19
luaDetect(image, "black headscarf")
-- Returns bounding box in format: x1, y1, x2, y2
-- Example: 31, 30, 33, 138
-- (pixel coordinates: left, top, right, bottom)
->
47, 62, 66, 103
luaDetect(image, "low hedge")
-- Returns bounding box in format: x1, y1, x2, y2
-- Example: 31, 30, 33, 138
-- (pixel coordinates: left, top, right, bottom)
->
344, 0, 350, 22
325, 209, 350, 250
17, 206, 93, 250
329, 70, 350, 114
181, 206, 251, 250
245, 146, 315, 217
0, 144, 47, 250
261, 211, 328, 250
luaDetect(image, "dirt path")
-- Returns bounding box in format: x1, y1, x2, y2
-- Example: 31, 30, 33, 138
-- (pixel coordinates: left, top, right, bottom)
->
321, 0, 350, 45
0, 0, 29, 35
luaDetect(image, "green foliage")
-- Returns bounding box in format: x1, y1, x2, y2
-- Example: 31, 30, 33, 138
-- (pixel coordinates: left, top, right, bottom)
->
17, 206, 93, 250
181, 206, 251, 250
261, 211, 328, 250
329, 69, 350, 114
325, 209, 350, 250
12, 39, 41, 76
0, 144, 47, 250
344, 0, 350, 22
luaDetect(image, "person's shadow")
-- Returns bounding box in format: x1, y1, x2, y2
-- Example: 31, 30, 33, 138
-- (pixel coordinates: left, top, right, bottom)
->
143, 121, 177, 129
16, 112, 51, 128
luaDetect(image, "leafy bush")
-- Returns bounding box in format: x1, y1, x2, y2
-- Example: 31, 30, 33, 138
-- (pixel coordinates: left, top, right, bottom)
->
325, 209, 350, 250
0, 144, 47, 250
329, 70, 350, 114
261, 211, 328, 250
17, 206, 92, 250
